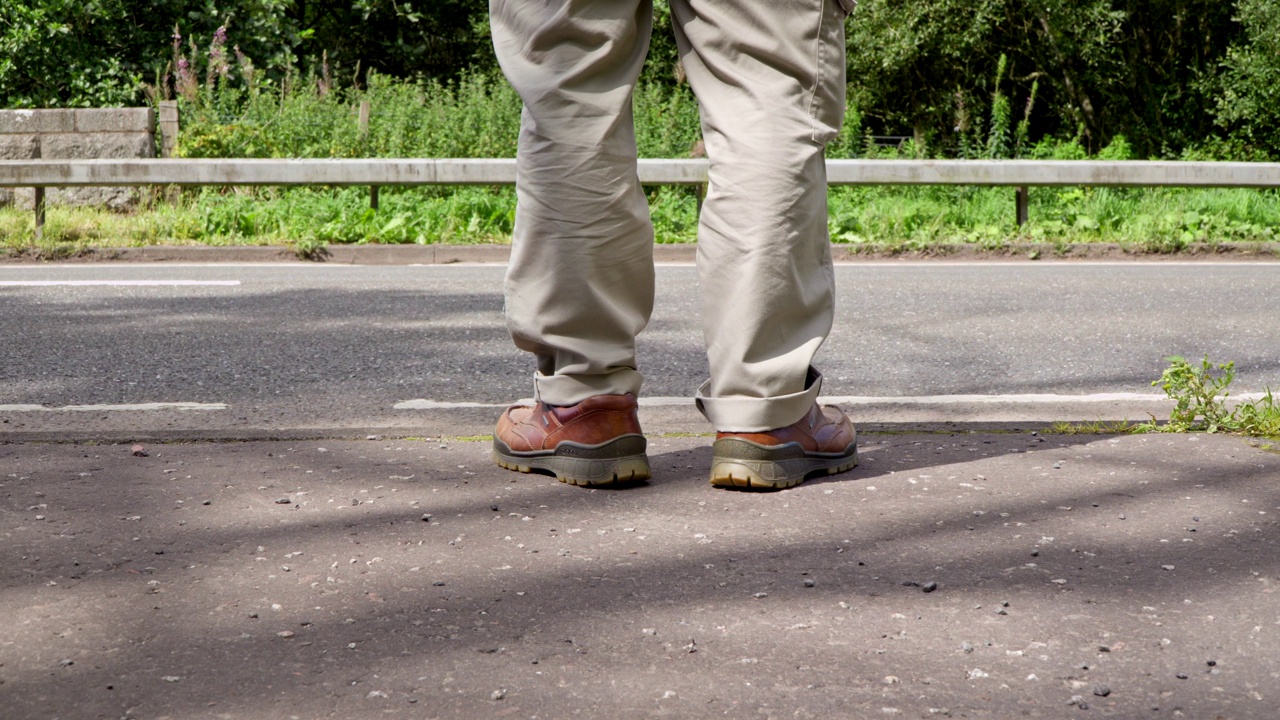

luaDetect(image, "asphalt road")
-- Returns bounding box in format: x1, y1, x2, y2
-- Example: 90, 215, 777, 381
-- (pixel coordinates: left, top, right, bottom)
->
2, 260, 1278, 438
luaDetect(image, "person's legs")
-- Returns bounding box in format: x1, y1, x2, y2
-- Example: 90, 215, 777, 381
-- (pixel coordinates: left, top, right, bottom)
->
489, 0, 655, 485
671, 0, 857, 487
490, 0, 656, 406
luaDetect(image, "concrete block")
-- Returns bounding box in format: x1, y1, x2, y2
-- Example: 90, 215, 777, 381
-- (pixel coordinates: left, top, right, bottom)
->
12, 186, 141, 212
40, 132, 156, 160
74, 107, 155, 133
0, 109, 74, 134
0, 134, 40, 160
0, 189, 12, 207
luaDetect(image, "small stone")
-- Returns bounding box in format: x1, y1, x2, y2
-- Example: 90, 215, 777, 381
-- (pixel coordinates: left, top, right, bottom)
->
1068, 695, 1085, 706
966, 668, 989, 679
58, 659, 74, 667
421, 513, 432, 522
1099, 645, 1111, 652
366, 690, 388, 699
1161, 565, 1176, 571
803, 578, 816, 588
753, 592, 768, 599
922, 582, 938, 593
1093, 684, 1111, 697
432, 581, 446, 587
1078, 702, 1090, 710
275, 498, 292, 505
642, 628, 657, 636
276, 630, 295, 638
161, 676, 181, 683
1176, 673, 1189, 680
491, 689, 506, 701
202, 500, 211, 506
960, 642, 974, 653
1206, 660, 1217, 667
490, 504, 499, 511
131, 445, 149, 457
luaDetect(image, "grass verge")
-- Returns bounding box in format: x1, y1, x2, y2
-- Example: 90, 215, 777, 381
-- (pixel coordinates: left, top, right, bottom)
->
4, 185, 1278, 258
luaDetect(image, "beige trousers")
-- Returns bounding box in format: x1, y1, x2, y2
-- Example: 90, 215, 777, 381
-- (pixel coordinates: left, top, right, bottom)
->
491, 0, 848, 432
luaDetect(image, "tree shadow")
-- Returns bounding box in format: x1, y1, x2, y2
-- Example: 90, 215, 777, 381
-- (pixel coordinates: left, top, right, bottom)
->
2, 431, 1277, 717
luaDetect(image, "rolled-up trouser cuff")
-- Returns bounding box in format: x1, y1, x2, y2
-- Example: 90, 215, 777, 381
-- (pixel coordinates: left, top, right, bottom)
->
695, 369, 824, 432
534, 368, 645, 407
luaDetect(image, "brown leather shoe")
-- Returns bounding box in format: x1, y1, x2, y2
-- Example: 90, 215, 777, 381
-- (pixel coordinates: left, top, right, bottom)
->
493, 393, 651, 486
710, 404, 857, 489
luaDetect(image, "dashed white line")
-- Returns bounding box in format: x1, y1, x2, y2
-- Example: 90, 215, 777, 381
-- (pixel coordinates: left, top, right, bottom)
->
0, 402, 227, 412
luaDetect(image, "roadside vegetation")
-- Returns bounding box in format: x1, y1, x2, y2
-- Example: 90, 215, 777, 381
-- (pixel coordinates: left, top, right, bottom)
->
3, 1, 1280, 255
1051, 356, 1280, 441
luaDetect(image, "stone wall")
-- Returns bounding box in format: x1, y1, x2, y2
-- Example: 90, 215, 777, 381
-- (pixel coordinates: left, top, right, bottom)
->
0, 108, 156, 211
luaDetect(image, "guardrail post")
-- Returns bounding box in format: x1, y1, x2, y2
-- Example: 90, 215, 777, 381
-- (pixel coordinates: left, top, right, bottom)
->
1016, 186, 1029, 227
34, 186, 46, 240
696, 183, 707, 215
370, 185, 380, 210
159, 101, 179, 159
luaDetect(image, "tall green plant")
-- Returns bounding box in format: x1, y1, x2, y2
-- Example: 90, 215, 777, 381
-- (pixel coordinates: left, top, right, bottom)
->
986, 54, 1012, 159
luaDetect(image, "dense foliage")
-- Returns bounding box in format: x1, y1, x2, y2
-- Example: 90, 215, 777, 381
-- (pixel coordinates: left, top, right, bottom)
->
2, 0, 1279, 158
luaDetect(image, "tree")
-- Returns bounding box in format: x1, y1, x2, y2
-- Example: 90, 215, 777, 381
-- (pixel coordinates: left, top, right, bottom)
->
0, 0, 491, 108
1215, 0, 1280, 157
842, 0, 1243, 157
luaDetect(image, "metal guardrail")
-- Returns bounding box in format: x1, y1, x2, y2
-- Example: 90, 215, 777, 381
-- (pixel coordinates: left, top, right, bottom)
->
5, 158, 1280, 238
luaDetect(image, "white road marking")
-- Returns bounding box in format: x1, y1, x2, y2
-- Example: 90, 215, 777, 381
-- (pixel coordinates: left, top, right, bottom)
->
396, 392, 1267, 410
0, 280, 241, 287
0, 402, 227, 412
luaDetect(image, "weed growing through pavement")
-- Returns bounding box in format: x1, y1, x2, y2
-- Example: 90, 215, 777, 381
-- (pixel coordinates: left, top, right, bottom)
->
1137, 355, 1280, 439
1047, 420, 1138, 435
1044, 357, 1279, 440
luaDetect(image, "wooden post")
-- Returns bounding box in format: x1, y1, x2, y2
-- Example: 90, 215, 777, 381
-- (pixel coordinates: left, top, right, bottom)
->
159, 101, 179, 159
1016, 186, 1029, 227
358, 101, 371, 138
34, 187, 46, 240
360, 102, 376, 209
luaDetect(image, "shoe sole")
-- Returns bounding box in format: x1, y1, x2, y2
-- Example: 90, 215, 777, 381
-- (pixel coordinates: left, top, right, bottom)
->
493, 434, 651, 486
709, 437, 858, 489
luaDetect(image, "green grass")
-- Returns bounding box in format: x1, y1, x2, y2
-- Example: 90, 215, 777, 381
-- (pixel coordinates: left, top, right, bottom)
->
5, 185, 1278, 256
829, 185, 1280, 254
